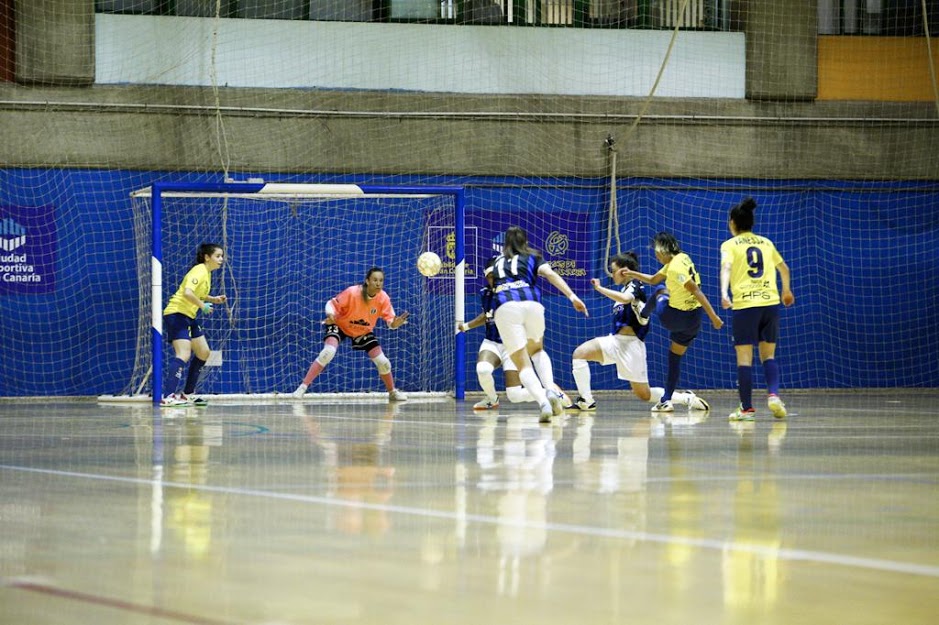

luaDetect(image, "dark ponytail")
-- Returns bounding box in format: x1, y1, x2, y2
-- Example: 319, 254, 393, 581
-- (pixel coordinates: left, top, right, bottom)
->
730, 198, 757, 232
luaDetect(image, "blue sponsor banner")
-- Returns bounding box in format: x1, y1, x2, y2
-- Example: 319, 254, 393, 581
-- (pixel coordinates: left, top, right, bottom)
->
0, 205, 57, 294
424, 209, 589, 293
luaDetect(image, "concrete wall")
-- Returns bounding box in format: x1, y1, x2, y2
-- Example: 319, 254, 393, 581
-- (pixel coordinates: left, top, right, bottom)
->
0, 3, 937, 179
1, 86, 935, 179
14, 0, 94, 86
745, 0, 818, 100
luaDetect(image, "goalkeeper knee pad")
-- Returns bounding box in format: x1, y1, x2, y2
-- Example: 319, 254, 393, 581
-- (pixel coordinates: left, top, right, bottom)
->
316, 344, 337, 366
371, 353, 392, 375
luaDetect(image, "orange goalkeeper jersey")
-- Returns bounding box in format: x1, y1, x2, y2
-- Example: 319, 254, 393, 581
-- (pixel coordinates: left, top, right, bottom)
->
331, 285, 395, 338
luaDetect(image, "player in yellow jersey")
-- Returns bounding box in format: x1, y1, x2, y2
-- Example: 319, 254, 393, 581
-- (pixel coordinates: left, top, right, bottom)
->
161, 243, 227, 407
720, 198, 794, 421
620, 232, 723, 412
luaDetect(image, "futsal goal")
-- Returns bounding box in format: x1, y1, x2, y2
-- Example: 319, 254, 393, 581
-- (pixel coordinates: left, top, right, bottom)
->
114, 181, 466, 405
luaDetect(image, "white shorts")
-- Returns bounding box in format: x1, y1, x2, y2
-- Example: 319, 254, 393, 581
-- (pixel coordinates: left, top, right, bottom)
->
478, 338, 518, 372
596, 333, 649, 384
494, 301, 545, 356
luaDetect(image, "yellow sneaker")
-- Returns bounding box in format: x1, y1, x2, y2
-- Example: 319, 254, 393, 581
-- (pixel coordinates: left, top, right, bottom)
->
767, 394, 787, 418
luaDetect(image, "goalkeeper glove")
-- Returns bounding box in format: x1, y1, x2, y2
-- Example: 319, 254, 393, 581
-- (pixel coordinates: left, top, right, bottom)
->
202, 302, 214, 314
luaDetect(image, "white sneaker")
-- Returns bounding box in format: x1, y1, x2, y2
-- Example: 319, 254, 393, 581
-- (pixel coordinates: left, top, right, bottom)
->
631, 299, 651, 326
768, 394, 787, 418
474, 397, 500, 410
686, 393, 710, 411
160, 393, 191, 408
389, 388, 408, 402
181, 393, 208, 407
551, 385, 572, 408
567, 397, 597, 411
539, 402, 554, 423
650, 400, 674, 413
292, 383, 308, 399
546, 389, 564, 416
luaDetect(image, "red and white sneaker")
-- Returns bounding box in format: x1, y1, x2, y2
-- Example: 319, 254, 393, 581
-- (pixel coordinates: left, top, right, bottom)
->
160, 393, 191, 408
473, 398, 500, 410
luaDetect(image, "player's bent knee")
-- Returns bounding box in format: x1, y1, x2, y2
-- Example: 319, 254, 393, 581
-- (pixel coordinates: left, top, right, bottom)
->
371, 353, 392, 375
476, 361, 495, 377
316, 344, 337, 366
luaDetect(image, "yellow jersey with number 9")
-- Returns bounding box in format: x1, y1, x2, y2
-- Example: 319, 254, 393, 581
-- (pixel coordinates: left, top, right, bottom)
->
163, 264, 211, 319
655, 252, 701, 311
720, 233, 783, 310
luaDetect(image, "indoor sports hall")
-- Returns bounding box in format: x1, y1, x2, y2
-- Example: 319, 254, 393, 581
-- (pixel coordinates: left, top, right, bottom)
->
1, 2, 937, 625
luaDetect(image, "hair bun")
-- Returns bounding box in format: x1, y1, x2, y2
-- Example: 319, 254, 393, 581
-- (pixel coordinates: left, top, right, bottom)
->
739, 197, 757, 212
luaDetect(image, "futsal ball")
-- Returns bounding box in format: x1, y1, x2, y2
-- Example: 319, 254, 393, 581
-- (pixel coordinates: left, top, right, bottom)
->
552, 384, 572, 408
417, 251, 442, 277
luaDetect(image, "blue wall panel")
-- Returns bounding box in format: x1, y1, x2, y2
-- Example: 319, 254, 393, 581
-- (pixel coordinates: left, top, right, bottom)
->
1, 169, 937, 396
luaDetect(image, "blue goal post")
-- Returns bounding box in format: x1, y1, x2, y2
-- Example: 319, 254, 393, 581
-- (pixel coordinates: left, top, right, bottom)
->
144, 180, 467, 405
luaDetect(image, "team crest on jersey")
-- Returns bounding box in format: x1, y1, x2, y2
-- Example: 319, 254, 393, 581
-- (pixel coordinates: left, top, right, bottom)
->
191, 278, 199, 284
370, 307, 377, 315
677, 274, 687, 283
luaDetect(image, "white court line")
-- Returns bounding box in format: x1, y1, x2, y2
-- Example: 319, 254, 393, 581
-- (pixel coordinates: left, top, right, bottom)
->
640, 472, 939, 484
3, 464, 938, 579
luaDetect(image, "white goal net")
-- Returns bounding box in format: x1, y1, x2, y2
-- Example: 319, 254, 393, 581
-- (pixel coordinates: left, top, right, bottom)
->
123, 184, 461, 400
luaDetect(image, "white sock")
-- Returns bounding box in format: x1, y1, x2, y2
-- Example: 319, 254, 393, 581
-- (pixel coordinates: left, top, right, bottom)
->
530, 350, 555, 390
518, 367, 548, 407
572, 359, 594, 404
506, 385, 534, 403
649, 387, 665, 404
476, 361, 498, 403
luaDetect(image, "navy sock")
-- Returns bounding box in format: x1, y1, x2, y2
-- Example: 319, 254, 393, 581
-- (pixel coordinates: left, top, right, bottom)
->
738, 366, 753, 410
763, 359, 780, 396
184, 357, 206, 395
641, 290, 669, 319
664, 351, 682, 401
164, 357, 187, 396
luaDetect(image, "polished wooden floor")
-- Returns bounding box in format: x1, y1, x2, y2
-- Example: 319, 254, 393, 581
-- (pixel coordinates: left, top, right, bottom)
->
1, 390, 938, 625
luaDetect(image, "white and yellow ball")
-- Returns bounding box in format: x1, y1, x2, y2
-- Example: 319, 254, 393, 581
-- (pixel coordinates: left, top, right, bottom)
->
417, 251, 442, 277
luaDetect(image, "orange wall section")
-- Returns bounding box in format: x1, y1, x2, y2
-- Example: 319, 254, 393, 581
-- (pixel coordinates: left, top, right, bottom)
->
819, 36, 939, 101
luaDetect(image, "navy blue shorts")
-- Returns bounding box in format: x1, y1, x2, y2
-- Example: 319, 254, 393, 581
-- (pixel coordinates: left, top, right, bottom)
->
660, 306, 702, 347
325, 324, 380, 352
732, 306, 779, 346
164, 312, 204, 342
